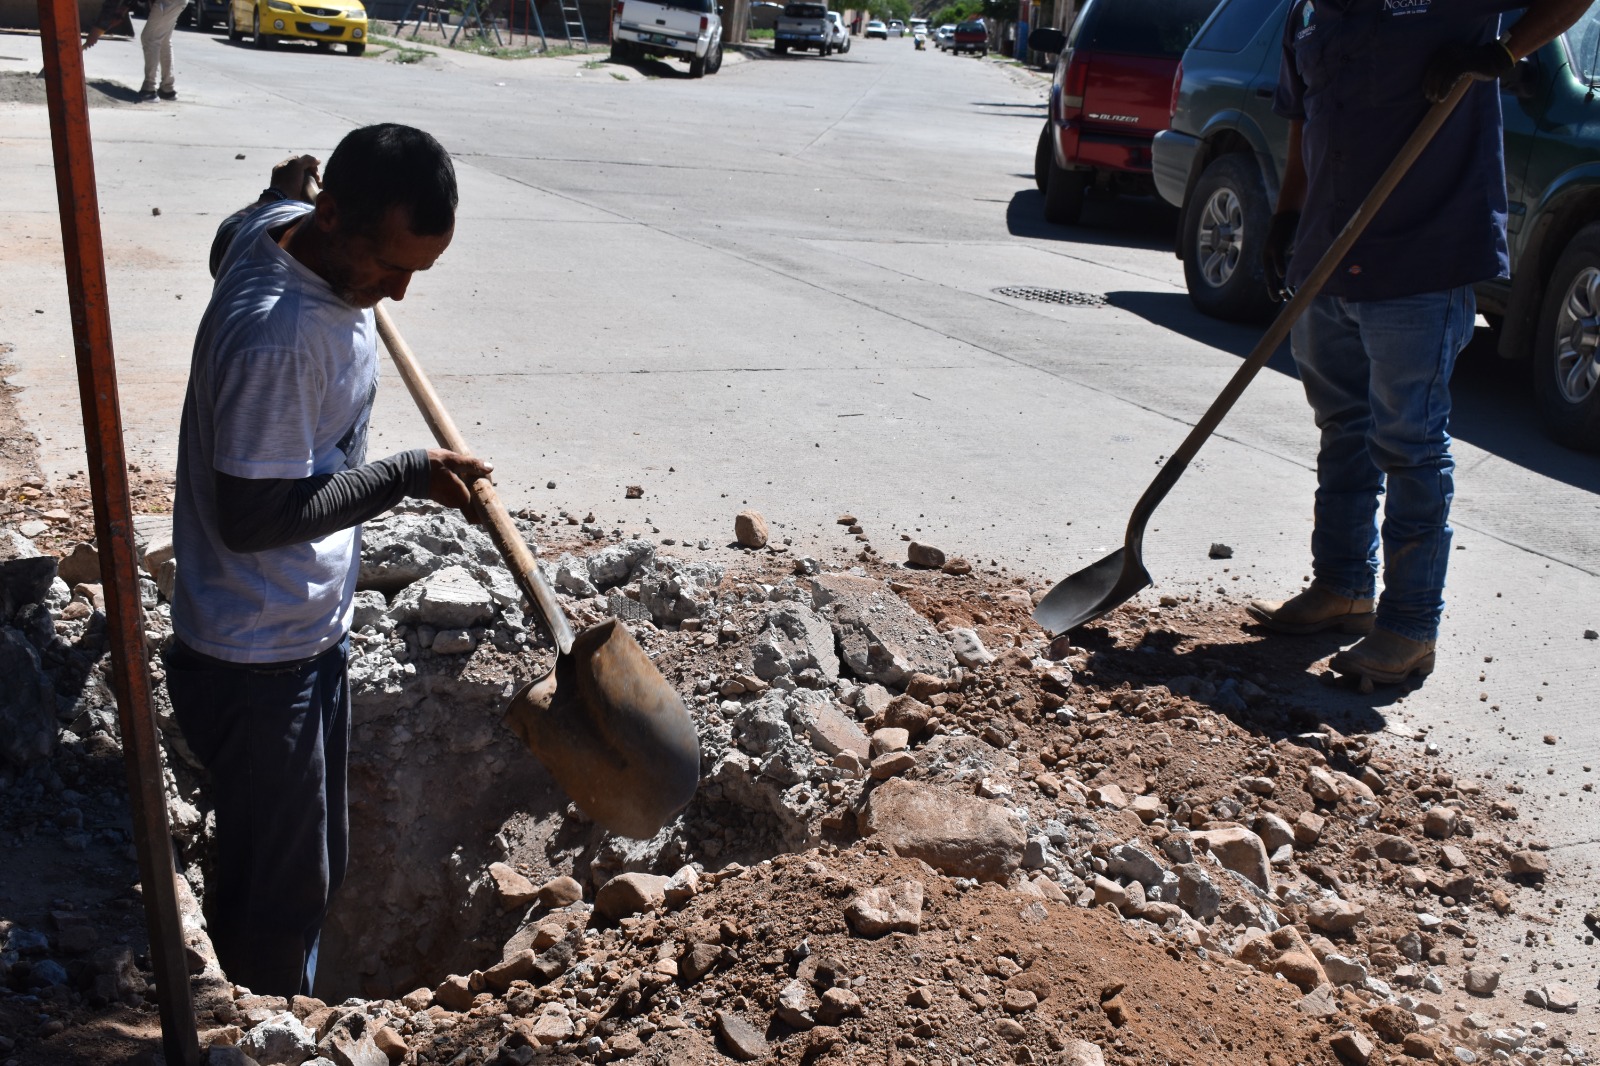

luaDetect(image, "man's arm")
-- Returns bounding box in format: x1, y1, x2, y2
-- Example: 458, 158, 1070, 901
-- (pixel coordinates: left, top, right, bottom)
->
215, 448, 491, 554
82, 0, 131, 48
1424, 0, 1592, 102
208, 154, 321, 278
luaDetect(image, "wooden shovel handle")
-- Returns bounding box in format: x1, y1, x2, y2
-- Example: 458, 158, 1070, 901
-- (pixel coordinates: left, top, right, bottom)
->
373, 306, 576, 656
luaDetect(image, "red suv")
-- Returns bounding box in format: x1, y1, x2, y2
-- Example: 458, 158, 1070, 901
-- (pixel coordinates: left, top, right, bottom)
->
1029, 0, 1220, 225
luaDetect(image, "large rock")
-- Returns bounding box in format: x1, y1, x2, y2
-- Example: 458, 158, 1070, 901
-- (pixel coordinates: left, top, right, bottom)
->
317, 1010, 388, 1066
844, 880, 925, 937
56, 541, 101, 587
857, 778, 1023, 881
751, 601, 839, 681
0, 529, 57, 620
733, 511, 769, 550
810, 574, 955, 687
1308, 898, 1365, 935
1192, 826, 1272, 890
0, 626, 57, 778
595, 873, 669, 920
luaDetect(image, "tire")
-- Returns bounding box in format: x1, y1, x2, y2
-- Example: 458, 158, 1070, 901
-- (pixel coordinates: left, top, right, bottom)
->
1033, 121, 1049, 193
1181, 153, 1276, 323
1042, 131, 1086, 225
226, 3, 241, 40
611, 39, 630, 61
821, 41, 831, 56
348, 41, 364, 55
252, 8, 273, 47
1533, 222, 1600, 452
774, 41, 787, 54
705, 39, 722, 73
689, 49, 706, 76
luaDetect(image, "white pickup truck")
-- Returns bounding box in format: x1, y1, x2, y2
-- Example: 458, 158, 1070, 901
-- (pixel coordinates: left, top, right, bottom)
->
773, 0, 832, 55
611, 0, 723, 77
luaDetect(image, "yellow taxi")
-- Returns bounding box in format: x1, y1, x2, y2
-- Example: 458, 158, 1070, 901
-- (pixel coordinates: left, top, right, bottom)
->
227, 0, 369, 54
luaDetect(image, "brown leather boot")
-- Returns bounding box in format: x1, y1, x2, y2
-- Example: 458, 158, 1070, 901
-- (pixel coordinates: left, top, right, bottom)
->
1246, 583, 1375, 635
1330, 629, 1436, 686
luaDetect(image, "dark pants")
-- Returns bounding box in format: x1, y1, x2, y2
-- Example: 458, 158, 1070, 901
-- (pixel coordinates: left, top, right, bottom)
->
165, 636, 350, 999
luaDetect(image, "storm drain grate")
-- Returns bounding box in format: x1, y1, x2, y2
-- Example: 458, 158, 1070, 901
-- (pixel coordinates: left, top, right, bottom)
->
993, 286, 1107, 307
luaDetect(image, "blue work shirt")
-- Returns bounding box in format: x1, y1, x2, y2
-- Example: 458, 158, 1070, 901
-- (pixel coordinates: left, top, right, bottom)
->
1275, 0, 1521, 301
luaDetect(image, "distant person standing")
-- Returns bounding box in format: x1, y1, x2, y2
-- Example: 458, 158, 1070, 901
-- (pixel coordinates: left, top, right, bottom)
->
84, 0, 186, 102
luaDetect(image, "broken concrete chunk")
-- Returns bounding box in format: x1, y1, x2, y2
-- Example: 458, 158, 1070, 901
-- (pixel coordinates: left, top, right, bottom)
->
751, 601, 839, 681
810, 574, 956, 686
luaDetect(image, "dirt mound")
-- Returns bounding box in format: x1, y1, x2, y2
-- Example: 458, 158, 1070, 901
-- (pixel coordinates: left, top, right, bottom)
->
1, 487, 1589, 1066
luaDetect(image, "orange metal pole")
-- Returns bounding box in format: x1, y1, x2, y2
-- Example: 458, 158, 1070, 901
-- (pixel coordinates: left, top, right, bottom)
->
34, 1, 202, 1063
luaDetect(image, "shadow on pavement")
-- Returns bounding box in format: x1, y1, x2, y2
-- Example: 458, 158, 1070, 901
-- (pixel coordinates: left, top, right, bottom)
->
1103, 289, 1600, 494
1005, 187, 1177, 253
1070, 618, 1393, 738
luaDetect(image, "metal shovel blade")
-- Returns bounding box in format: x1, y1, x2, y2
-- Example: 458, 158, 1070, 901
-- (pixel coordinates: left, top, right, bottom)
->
503, 619, 701, 840
1032, 547, 1152, 635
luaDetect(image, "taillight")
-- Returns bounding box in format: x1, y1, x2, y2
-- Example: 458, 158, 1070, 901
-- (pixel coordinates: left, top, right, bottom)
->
1060, 53, 1089, 112
1169, 61, 1183, 121
612, 0, 622, 28
699, 14, 708, 31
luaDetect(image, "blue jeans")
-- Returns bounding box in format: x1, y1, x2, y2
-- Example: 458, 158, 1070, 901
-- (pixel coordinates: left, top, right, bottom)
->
1288, 286, 1475, 642
165, 636, 350, 999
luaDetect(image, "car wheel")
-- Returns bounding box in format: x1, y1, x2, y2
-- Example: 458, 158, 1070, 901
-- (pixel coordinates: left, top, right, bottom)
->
252, 8, 272, 47
689, 51, 706, 76
611, 39, 631, 61
1033, 122, 1049, 193
706, 39, 722, 73
1043, 133, 1086, 225
226, 3, 241, 40
775, 41, 787, 54
1533, 221, 1600, 452
1181, 153, 1275, 323
348, 41, 365, 55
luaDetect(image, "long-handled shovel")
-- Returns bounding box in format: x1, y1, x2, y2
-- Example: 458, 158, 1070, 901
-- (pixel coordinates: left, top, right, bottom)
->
304, 182, 701, 838
1034, 80, 1472, 636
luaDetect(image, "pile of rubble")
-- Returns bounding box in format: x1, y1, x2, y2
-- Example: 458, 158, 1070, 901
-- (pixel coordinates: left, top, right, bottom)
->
1, 492, 1592, 1066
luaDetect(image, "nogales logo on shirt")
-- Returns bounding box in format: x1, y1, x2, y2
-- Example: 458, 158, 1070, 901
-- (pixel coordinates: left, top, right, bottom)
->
1295, 0, 1314, 39
1382, 0, 1431, 14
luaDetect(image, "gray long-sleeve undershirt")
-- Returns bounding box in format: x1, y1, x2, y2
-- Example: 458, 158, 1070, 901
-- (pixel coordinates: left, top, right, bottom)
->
215, 449, 431, 554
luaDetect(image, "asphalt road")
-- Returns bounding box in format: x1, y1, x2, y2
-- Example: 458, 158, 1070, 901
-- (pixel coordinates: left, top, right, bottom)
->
3, 23, 1598, 1002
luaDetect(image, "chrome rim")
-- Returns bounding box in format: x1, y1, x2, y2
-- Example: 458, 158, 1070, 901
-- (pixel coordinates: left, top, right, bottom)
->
1554, 265, 1600, 405
1196, 186, 1244, 289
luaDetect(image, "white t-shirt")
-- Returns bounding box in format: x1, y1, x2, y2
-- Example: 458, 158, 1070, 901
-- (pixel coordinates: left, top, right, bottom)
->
172, 201, 379, 663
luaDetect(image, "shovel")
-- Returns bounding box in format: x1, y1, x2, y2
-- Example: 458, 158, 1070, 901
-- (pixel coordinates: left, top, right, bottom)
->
302, 179, 701, 837
1034, 82, 1472, 636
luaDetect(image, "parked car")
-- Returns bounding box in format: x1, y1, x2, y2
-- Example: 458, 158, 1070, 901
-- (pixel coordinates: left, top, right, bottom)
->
826, 11, 851, 52
934, 23, 954, 49
610, 0, 724, 75
180, 0, 230, 32
888, 18, 905, 36
1155, 0, 1600, 449
774, 0, 832, 54
950, 18, 986, 54
1028, 0, 1220, 226
864, 18, 886, 38
227, 0, 367, 53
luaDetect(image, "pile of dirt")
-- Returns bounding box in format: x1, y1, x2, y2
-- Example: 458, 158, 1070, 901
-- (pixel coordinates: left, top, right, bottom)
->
0, 484, 1591, 1066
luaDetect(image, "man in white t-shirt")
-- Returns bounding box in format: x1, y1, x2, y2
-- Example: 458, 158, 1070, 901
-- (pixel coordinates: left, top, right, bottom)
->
166, 125, 489, 998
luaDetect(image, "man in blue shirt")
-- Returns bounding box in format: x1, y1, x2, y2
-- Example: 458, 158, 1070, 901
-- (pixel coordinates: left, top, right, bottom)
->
1246, 0, 1588, 685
